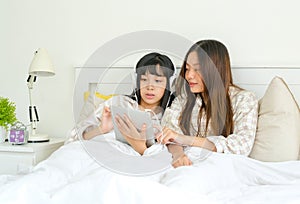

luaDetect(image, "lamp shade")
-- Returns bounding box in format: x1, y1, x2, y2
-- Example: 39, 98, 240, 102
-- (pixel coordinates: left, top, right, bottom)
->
29, 48, 55, 76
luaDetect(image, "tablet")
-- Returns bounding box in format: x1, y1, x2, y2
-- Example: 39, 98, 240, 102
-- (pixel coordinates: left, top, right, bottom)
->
111, 106, 155, 146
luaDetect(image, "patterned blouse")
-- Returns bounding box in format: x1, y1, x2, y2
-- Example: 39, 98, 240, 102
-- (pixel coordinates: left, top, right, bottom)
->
161, 86, 258, 156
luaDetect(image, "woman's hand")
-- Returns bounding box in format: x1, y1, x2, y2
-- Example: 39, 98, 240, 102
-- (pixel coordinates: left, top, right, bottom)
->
156, 127, 194, 146
167, 144, 192, 168
157, 127, 194, 168
115, 114, 147, 155
99, 106, 113, 134
172, 153, 193, 168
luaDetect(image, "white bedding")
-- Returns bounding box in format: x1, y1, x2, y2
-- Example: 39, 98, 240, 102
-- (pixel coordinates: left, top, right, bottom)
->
1, 132, 300, 204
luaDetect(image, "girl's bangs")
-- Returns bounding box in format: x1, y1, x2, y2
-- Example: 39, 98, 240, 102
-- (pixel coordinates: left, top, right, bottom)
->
137, 65, 172, 77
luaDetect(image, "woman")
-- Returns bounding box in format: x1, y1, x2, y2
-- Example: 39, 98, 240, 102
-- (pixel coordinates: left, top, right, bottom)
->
68, 52, 176, 155
157, 40, 258, 167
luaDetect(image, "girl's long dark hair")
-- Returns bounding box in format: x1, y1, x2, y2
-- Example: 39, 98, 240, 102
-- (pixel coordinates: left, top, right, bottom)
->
177, 40, 239, 137
128, 52, 175, 111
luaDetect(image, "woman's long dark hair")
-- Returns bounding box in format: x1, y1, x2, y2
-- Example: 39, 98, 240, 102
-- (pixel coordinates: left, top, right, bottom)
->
177, 40, 239, 137
128, 52, 175, 111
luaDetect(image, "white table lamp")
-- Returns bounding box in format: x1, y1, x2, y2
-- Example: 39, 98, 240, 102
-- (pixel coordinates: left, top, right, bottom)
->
27, 48, 55, 142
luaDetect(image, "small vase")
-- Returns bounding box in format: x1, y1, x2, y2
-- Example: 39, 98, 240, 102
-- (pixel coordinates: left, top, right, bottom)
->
0, 126, 6, 143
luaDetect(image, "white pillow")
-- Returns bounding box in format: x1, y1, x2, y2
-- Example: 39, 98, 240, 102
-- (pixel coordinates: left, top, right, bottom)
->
78, 91, 115, 122
249, 76, 300, 161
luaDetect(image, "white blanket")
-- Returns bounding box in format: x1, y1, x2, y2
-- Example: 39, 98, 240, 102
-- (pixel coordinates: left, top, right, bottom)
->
1, 133, 300, 204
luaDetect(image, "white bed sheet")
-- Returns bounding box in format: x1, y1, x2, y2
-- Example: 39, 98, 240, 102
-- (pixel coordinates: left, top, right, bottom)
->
0, 132, 300, 204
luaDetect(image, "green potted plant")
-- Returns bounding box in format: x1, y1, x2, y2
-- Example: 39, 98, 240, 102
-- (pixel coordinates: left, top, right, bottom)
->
0, 97, 17, 142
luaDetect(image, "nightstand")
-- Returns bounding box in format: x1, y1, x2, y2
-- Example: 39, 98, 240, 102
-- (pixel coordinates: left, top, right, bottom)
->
0, 137, 65, 175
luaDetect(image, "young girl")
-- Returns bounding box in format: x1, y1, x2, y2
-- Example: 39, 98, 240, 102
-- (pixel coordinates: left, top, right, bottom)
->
157, 40, 258, 167
68, 52, 175, 155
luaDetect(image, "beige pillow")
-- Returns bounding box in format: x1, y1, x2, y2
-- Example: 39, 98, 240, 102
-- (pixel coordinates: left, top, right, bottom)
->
249, 76, 300, 161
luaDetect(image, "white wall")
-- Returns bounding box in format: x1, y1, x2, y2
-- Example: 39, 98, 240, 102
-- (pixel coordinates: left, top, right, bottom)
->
1, 0, 300, 138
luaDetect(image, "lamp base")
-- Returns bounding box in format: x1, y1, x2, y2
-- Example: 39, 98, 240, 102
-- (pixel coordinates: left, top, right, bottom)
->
28, 133, 50, 143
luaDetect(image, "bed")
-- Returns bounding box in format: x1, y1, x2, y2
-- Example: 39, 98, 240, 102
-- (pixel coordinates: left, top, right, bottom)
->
0, 66, 300, 204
